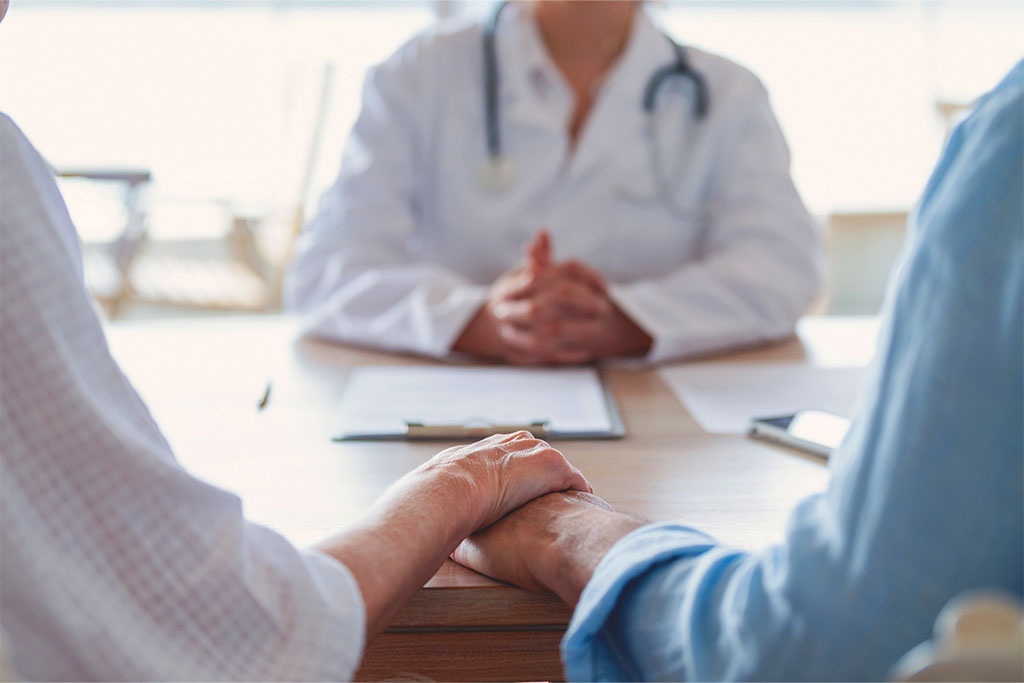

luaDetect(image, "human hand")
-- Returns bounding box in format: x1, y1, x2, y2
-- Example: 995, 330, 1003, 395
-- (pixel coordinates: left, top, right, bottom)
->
415, 431, 592, 534
319, 433, 590, 640
455, 230, 607, 363
491, 231, 611, 363
497, 230, 652, 363
453, 490, 645, 604
455, 230, 652, 363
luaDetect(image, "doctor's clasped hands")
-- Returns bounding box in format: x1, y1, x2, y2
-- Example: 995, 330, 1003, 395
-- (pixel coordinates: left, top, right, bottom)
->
455, 230, 653, 364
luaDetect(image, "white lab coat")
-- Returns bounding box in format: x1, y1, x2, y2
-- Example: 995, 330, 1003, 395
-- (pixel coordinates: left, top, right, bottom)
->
285, 5, 824, 363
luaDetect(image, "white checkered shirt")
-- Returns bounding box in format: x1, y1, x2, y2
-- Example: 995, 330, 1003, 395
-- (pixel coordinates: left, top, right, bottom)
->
0, 113, 365, 681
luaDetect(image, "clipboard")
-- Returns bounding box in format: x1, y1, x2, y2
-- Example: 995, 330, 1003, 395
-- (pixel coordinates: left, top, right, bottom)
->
332, 366, 625, 441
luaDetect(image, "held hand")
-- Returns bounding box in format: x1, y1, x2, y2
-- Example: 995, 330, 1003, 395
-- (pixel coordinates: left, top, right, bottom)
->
453, 491, 644, 604
418, 431, 593, 532
318, 433, 591, 641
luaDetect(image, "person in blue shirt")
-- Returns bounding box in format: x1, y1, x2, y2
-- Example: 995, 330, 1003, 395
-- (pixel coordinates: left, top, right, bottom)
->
453, 61, 1023, 681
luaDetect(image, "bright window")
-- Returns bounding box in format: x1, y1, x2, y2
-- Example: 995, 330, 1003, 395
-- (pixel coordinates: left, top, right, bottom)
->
1, 0, 1020, 238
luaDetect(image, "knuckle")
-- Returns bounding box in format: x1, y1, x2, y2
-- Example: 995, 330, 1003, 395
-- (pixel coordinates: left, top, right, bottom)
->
535, 444, 563, 463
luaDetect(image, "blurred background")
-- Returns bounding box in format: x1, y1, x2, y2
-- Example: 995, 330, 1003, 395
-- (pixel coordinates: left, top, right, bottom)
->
1, 0, 1020, 320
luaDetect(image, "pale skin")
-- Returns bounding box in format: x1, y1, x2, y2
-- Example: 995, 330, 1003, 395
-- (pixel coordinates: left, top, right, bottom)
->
316, 431, 592, 639
453, 1, 654, 365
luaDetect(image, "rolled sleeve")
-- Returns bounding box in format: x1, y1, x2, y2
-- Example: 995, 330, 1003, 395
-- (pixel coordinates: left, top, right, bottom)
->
562, 523, 718, 681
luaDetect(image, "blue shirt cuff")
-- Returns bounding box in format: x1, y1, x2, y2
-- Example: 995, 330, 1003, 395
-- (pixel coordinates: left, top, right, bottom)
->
562, 522, 718, 681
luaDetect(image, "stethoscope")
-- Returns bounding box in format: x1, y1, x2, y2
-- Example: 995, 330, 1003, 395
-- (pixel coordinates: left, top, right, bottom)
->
478, 0, 710, 199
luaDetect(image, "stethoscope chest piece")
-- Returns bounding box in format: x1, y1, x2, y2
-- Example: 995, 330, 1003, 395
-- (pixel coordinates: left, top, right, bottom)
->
477, 156, 517, 192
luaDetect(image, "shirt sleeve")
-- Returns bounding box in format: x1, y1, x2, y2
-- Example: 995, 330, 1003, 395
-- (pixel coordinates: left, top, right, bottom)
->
564, 61, 1024, 680
283, 34, 487, 358
0, 113, 366, 681
609, 75, 824, 363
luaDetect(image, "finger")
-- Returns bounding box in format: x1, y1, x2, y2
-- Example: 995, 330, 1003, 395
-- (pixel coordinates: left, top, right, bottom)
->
544, 345, 595, 365
559, 259, 607, 293
548, 318, 604, 348
474, 431, 530, 446
494, 430, 535, 443
541, 447, 593, 494
565, 490, 614, 509
546, 279, 610, 318
492, 297, 559, 327
511, 440, 593, 494
497, 322, 553, 360
496, 284, 606, 325
450, 539, 482, 572
492, 268, 540, 301
526, 228, 552, 270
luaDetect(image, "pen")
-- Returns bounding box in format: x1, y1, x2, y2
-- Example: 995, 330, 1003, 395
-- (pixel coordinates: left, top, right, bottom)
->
257, 381, 272, 411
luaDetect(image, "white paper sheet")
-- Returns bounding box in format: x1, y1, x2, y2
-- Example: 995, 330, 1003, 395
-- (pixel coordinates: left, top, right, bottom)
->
336, 366, 614, 437
658, 362, 870, 434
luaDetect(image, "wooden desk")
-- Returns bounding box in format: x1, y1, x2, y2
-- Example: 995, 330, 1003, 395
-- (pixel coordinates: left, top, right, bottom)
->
105, 316, 877, 682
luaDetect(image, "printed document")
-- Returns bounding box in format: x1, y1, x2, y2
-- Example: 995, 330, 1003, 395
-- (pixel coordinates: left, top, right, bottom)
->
336, 366, 613, 437
659, 362, 869, 434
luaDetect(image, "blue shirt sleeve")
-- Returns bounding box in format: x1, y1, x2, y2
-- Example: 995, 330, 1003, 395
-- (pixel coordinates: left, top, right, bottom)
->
562, 61, 1024, 682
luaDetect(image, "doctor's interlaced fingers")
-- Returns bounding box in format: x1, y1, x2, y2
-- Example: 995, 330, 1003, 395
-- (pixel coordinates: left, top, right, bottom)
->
284, 0, 824, 365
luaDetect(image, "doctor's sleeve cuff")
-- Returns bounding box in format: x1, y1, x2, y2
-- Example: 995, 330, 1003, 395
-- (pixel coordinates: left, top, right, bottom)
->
609, 282, 687, 364
562, 522, 718, 682
431, 283, 489, 358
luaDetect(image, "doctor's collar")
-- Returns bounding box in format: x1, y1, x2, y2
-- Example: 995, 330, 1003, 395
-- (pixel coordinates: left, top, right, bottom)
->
492, 3, 680, 110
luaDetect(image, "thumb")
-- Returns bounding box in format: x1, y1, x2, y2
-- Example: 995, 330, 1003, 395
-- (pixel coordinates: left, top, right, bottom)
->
526, 229, 552, 270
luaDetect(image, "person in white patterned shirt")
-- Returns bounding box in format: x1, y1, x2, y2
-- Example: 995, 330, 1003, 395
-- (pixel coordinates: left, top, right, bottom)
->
0, 100, 591, 680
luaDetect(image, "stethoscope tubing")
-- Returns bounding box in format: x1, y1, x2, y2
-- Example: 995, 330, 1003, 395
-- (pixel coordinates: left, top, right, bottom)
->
483, 1, 708, 161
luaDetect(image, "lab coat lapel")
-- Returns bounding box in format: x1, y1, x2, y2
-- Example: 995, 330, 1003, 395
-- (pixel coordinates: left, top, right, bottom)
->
566, 11, 677, 184
494, 3, 567, 135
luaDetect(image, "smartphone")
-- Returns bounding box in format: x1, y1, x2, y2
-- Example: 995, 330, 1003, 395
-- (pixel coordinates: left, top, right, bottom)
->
747, 410, 851, 459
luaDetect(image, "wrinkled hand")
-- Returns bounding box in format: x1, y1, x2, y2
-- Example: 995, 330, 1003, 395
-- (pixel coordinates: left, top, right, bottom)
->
417, 431, 592, 533
453, 490, 642, 604
455, 230, 652, 364
318, 434, 591, 640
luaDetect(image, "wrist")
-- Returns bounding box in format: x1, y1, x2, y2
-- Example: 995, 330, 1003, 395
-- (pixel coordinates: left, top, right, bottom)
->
599, 305, 652, 358
537, 508, 646, 605
453, 305, 502, 358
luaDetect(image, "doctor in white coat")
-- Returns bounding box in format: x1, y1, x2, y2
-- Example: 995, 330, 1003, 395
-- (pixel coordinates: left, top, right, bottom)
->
285, 0, 823, 365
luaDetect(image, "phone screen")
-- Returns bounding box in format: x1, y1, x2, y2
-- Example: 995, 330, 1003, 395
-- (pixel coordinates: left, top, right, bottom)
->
786, 411, 850, 450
